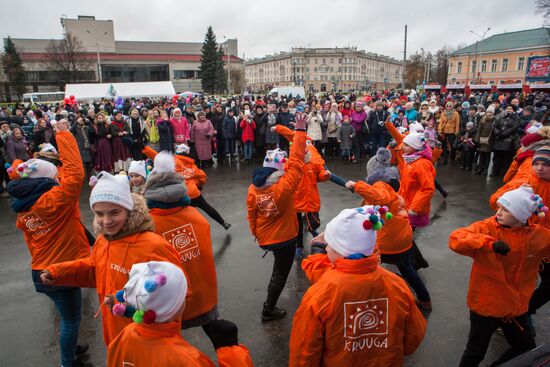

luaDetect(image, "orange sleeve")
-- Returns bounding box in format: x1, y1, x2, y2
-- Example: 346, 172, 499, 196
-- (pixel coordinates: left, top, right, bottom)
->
301, 254, 332, 284
403, 292, 427, 355
194, 166, 207, 186
454, 113, 460, 135
316, 163, 330, 182
449, 218, 497, 258
503, 160, 519, 183
217, 345, 254, 367
8, 159, 24, 180
288, 290, 324, 367
354, 181, 391, 205
277, 132, 306, 195
57, 131, 85, 200
385, 121, 404, 145
409, 162, 435, 214
273, 124, 296, 142
246, 189, 258, 239
142, 145, 159, 160
489, 179, 522, 211
47, 256, 96, 289
432, 147, 443, 164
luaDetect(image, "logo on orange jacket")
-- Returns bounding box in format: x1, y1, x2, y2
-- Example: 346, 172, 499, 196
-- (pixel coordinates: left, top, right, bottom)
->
162, 224, 200, 262
344, 298, 389, 352
256, 193, 280, 217
182, 167, 194, 179
19, 212, 51, 236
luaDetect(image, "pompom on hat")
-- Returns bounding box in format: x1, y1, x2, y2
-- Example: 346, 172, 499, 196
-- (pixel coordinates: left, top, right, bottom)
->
175, 143, 191, 155
324, 205, 392, 258
89, 171, 134, 211
497, 186, 547, 223
112, 261, 187, 324
17, 158, 58, 180
263, 148, 287, 171
366, 147, 391, 176
151, 151, 176, 175
403, 132, 426, 151
128, 161, 147, 179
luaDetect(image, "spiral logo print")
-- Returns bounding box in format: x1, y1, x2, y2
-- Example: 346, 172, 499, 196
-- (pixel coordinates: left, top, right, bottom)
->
344, 298, 388, 339
19, 213, 50, 236
256, 193, 279, 217
162, 224, 199, 254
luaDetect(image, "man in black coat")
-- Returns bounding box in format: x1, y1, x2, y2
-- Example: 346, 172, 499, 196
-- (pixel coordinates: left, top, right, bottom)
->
276, 102, 295, 152
211, 105, 226, 163
367, 101, 389, 154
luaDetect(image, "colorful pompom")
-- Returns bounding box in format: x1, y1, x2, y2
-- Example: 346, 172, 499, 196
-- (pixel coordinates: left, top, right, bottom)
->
264, 157, 270, 163
366, 208, 375, 215
144, 279, 157, 293
155, 274, 167, 286
274, 157, 279, 163
385, 212, 393, 220
4, 163, 10, 169
382, 206, 389, 212
119, 171, 127, 176
22, 173, 28, 178
143, 310, 157, 324
115, 290, 125, 303
289, 142, 293, 146
124, 304, 136, 318
362, 219, 373, 230
542, 206, 549, 213
7, 167, 13, 175
539, 212, 546, 218
17, 165, 25, 172
378, 207, 387, 215
133, 310, 144, 324
281, 158, 287, 163
112, 303, 126, 316
369, 214, 379, 224
373, 221, 383, 231
147, 165, 152, 171
530, 194, 537, 201
89, 176, 98, 187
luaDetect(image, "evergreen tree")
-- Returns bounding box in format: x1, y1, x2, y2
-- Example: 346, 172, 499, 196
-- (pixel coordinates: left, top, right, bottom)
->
199, 27, 221, 94
215, 47, 228, 93
1, 36, 27, 100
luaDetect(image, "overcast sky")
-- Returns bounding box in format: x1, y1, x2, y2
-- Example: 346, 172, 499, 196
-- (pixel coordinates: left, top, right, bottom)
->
1, 0, 546, 60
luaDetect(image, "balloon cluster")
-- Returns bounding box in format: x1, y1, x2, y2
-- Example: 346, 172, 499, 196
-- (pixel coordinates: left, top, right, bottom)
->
63, 95, 77, 106
115, 96, 124, 110
171, 95, 179, 105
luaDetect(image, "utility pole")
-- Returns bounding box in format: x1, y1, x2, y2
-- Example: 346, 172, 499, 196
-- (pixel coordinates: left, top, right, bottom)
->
86, 30, 107, 83
402, 25, 407, 90
470, 27, 491, 84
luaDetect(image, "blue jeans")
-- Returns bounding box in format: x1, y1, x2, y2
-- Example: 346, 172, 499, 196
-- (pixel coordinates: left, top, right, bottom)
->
243, 141, 253, 159
32, 270, 82, 367
380, 249, 431, 302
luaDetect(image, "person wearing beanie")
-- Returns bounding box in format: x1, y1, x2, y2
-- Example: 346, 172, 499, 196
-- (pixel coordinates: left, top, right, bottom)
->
107, 261, 253, 367
366, 147, 392, 176
40, 170, 184, 347
247, 114, 307, 321
502, 127, 550, 183
289, 206, 427, 366
128, 160, 147, 194
6, 120, 91, 367
458, 121, 477, 170
450, 186, 550, 366
346, 162, 432, 310
143, 144, 230, 230
144, 151, 219, 331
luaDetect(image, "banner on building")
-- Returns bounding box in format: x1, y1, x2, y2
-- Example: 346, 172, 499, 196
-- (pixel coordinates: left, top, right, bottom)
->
525, 56, 550, 82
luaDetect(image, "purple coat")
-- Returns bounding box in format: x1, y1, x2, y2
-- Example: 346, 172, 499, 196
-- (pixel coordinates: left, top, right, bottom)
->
350, 110, 367, 133
191, 119, 215, 160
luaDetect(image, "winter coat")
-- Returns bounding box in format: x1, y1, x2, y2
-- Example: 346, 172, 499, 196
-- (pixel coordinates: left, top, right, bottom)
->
46, 194, 183, 346
6, 134, 30, 162
367, 110, 389, 136
277, 111, 295, 129
190, 119, 215, 161
449, 217, 550, 317
211, 112, 225, 138
325, 110, 342, 138
70, 124, 94, 163
264, 113, 279, 145
246, 132, 306, 246
306, 113, 323, 141
355, 181, 413, 255
253, 113, 267, 147
108, 321, 253, 367
289, 254, 426, 367
240, 118, 256, 143
222, 115, 237, 140
149, 204, 217, 322
169, 117, 190, 144
156, 119, 174, 152
438, 111, 460, 136
273, 125, 325, 166
10, 131, 89, 270
293, 159, 330, 213
126, 117, 146, 142
474, 115, 495, 153
350, 110, 367, 134
337, 122, 356, 150
404, 108, 418, 123
504, 139, 550, 183
399, 148, 435, 219
33, 126, 54, 151
492, 113, 519, 152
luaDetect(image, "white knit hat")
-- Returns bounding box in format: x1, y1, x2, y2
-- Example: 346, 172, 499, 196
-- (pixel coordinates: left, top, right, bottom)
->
325, 205, 390, 258
486, 106, 496, 114
38, 143, 58, 154
89, 172, 134, 211
497, 186, 547, 223
408, 122, 425, 133
175, 143, 190, 155
17, 158, 58, 180
403, 132, 426, 150
151, 151, 175, 175
263, 148, 287, 171
128, 161, 147, 178
113, 261, 187, 324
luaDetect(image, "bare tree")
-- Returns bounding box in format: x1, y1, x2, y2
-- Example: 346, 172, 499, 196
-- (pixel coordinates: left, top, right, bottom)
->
230, 68, 244, 94
45, 33, 92, 85
536, 0, 550, 20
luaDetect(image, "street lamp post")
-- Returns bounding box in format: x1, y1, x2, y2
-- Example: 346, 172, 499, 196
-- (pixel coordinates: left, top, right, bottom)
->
469, 27, 491, 84
86, 30, 107, 83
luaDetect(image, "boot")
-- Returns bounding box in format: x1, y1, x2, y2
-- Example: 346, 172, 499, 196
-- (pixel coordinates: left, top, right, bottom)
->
261, 302, 287, 321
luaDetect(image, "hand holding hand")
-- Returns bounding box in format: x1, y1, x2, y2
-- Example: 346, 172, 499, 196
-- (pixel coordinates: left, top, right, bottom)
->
40, 270, 53, 284
345, 180, 356, 190
492, 241, 510, 256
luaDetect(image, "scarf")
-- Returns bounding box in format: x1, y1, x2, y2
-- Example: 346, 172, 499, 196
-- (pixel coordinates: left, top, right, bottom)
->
111, 119, 124, 130
403, 145, 432, 164
146, 197, 190, 209
444, 109, 454, 120
7, 178, 59, 213
77, 125, 90, 149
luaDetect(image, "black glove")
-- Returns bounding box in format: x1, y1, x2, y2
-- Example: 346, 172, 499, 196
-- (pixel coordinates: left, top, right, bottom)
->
206, 319, 239, 350
492, 241, 510, 256
310, 241, 327, 255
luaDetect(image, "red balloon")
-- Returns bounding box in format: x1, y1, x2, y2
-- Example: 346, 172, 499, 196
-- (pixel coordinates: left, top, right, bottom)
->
64, 98, 70, 103
69, 95, 75, 100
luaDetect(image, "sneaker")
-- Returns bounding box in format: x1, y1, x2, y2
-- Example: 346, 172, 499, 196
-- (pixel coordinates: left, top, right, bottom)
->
415, 298, 433, 312
295, 248, 303, 260
222, 222, 231, 230
261, 303, 287, 321
441, 190, 449, 199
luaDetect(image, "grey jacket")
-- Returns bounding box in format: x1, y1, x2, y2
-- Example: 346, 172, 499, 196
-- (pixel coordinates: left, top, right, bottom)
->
337, 122, 356, 150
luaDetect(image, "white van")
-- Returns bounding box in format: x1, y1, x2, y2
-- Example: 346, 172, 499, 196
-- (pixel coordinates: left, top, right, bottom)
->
268, 86, 306, 99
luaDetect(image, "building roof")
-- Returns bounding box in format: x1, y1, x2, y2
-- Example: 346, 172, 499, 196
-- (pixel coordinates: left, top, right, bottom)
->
452, 27, 550, 56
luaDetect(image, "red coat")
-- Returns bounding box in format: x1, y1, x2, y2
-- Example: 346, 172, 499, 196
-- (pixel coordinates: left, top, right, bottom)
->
240, 118, 256, 143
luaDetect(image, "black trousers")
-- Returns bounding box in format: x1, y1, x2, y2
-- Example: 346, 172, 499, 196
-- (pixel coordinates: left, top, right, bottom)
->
296, 213, 320, 249
326, 137, 339, 159
462, 148, 476, 169
265, 241, 296, 308
410, 227, 429, 270
459, 311, 536, 367
529, 260, 550, 315
434, 179, 446, 197
477, 151, 491, 173
442, 134, 457, 163
0, 157, 9, 192
491, 150, 514, 177
190, 195, 226, 226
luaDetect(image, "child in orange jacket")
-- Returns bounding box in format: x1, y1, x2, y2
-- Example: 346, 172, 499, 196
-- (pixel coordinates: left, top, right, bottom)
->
40, 172, 184, 347
143, 144, 231, 230
144, 152, 219, 331
289, 206, 426, 367
107, 261, 253, 367
246, 116, 306, 321
449, 186, 550, 367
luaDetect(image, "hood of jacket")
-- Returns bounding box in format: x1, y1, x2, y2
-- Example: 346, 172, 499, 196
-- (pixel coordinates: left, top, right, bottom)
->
7, 178, 59, 213
144, 172, 188, 204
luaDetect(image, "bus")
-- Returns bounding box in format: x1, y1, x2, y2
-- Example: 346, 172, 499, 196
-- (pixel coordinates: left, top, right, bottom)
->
22, 92, 65, 107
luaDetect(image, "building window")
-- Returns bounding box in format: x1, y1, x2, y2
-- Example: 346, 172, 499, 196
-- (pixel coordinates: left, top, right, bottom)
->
314, 59, 318, 64
322, 58, 326, 64
173, 70, 197, 79
338, 58, 342, 63
330, 58, 334, 64
502, 58, 508, 72
471, 60, 476, 74
481, 60, 487, 72
306, 67, 310, 72
517, 57, 525, 71
457, 62, 462, 74
491, 59, 497, 72
314, 67, 318, 72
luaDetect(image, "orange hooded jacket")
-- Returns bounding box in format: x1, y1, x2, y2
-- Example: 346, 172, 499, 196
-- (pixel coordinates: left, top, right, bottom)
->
15, 131, 90, 270
289, 254, 426, 367
246, 131, 306, 246
293, 160, 330, 213
46, 205, 183, 346
108, 321, 253, 367
149, 206, 218, 322
355, 181, 413, 254
399, 157, 435, 216
143, 146, 206, 199
449, 217, 550, 317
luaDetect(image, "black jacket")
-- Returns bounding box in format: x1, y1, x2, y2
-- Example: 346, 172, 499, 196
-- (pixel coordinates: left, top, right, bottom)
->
367, 110, 389, 135
492, 113, 519, 152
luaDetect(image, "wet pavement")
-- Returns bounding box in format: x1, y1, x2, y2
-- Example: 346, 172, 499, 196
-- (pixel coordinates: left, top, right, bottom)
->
1, 159, 549, 366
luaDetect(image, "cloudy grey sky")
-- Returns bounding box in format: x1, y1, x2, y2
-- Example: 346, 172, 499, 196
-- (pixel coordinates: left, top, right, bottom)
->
1, 0, 546, 60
